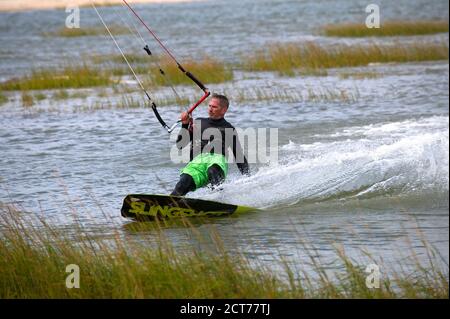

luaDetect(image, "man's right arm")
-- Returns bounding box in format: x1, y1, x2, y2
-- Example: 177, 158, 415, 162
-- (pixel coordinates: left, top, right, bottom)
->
175, 112, 192, 149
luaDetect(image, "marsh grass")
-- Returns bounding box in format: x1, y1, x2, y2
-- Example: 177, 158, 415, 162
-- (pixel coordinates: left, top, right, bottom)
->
114, 86, 359, 111
108, 66, 151, 77
80, 94, 191, 112
147, 56, 233, 86
0, 65, 116, 91
1, 40, 446, 95
0, 205, 447, 299
151, 95, 191, 107
21, 92, 34, 107
226, 87, 360, 104
118, 95, 144, 109
96, 88, 110, 98
91, 53, 233, 86
70, 91, 89, 99
34, 92, 47, 101
0, 91, 8, 105
338, 71, 381, 80
52, 90, 70, 100
38, 90, 87, 102
322, 20, 449, 37
243, 41, 449, 76
43, 25, 131, 38
42, 85, 360, 113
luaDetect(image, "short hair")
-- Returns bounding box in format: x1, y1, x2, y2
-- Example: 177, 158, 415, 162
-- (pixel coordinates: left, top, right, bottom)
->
211, 93, 229, 109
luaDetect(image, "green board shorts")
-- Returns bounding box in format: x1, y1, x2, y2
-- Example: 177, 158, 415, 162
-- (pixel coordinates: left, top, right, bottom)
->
181, 153, 228, 189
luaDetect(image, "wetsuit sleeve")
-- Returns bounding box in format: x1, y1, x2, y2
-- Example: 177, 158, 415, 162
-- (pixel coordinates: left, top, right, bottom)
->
232, 129, 250, 176
176, 123, 192, 149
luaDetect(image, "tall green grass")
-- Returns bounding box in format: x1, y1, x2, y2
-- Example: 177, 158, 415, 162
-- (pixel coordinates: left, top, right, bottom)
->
21, 92, 34, 107
225, 87, 360, 104
243, 41, 449, 76
52, 90, 70, 100
91, 53, 152, 65
322, 20, 449, 37
0, 65, 115, 91
0, 91, 8, 105
338, 71, 381, 79
2, 40, 445, 94
0, 205, 447, 298
146, 56, 233, 86
91, 53, 233, 86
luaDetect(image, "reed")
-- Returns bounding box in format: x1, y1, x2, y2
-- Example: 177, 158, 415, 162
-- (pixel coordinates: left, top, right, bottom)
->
0, 204, 447, 299
243, 41, 449, 76
147, 56, 233, 86
70, 91, 89, 99
43, 25, 131, 38
224, 87, 360, 104
91, 53, 233, 86
118, 95, 144, 109
0, 91, 7, 105
82, 94, 191, 112
338, 71, 381, 79
21, 92, 34, 107
108, 66, 151, 77
34, 92, 47, 101
322, 20, 449, 37
0, 65, 115, 91
52, 90, 70, 100
150, 95, 191, 107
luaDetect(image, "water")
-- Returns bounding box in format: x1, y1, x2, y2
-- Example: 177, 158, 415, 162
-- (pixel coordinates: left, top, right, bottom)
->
0, 0, 449, 277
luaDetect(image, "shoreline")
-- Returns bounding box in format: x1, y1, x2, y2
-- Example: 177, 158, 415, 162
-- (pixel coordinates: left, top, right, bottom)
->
0, 0, 200, 12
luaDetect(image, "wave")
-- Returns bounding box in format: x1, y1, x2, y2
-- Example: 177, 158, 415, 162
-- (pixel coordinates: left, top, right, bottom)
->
191, 116, 449, 209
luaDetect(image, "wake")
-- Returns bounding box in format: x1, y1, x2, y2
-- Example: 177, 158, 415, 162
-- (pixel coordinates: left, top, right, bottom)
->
192, 116, 449, 208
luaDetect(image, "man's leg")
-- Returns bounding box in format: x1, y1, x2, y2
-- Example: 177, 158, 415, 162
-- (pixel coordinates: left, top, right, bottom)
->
207, 164, 225, 188
171, 173, 196, 196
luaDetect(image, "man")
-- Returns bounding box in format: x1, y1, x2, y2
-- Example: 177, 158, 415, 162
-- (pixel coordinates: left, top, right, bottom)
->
171, 93, 250, 196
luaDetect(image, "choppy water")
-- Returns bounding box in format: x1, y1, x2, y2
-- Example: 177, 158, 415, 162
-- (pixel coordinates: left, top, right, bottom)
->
0, 0, 449, 277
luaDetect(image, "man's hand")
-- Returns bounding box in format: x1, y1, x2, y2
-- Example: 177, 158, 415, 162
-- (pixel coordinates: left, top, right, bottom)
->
239, 166, 250, 177
180, 112, 190, 125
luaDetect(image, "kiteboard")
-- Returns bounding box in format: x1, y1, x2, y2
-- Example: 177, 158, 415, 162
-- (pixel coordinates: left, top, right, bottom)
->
121, 194, 258, 220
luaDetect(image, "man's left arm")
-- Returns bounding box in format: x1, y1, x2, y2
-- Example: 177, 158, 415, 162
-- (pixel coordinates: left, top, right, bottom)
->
232, 129, 250, 176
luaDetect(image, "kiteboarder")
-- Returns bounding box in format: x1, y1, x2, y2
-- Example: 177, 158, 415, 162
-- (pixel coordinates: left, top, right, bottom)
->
171, 94, 250, 196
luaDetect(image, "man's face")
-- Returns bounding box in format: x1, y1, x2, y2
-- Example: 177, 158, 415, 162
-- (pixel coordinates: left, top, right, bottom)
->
208, 98, 227, 119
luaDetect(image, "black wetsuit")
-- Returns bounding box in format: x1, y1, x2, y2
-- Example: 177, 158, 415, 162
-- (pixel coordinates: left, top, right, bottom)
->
171, 117, 250, 196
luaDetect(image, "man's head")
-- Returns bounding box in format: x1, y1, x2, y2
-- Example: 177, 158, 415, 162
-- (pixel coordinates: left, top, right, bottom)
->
208, 93, 229, 120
